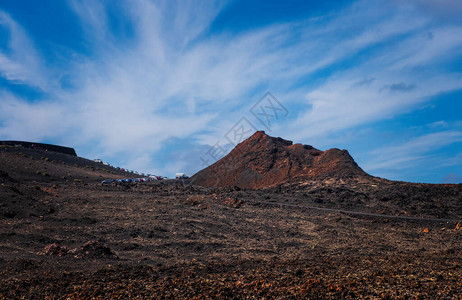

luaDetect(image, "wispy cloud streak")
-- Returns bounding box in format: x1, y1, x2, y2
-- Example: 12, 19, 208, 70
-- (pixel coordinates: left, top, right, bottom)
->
0, 0, 461, 177
363, 131, 462, 171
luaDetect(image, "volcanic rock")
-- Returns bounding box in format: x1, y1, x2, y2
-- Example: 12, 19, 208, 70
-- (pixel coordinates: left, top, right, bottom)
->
41, 243, 69, 256
0, 169, 16, 184
192, 131, 370, 189
41, 241, 118, 259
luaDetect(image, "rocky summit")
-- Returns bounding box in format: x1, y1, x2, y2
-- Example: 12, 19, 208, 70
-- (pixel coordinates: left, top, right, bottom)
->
192, 131, 370, 189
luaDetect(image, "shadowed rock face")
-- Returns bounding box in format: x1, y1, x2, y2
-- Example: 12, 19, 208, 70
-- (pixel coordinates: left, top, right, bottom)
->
192, 131, 370, 189
0, 170, 16, 184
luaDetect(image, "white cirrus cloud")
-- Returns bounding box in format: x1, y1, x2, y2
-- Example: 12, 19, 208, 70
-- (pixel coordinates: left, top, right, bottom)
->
363, 131, 462, 171
0, 0, 461, 177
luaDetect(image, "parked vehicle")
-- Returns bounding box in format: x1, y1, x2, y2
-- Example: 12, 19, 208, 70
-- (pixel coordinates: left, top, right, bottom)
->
101, 174, 167, 185
176, 173, 189, 179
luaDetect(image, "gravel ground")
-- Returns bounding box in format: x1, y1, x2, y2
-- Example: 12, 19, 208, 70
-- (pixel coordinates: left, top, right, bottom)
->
1, 146, 461, 299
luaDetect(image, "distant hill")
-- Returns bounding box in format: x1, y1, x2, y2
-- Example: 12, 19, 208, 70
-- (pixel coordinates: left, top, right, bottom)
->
0, 141, 77, 156
0, 142, 136, 184
192, 131, 370, 189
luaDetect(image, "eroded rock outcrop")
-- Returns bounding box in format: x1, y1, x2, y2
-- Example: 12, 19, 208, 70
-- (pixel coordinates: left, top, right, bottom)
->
192, 131, 369, 189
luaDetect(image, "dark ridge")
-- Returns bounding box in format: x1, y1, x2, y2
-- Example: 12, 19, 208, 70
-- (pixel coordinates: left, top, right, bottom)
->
0, 141, 77, 156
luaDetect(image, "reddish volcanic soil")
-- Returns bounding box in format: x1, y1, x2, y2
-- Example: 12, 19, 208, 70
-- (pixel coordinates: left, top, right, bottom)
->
192, 131, 369, 189
0, 140, 461, 299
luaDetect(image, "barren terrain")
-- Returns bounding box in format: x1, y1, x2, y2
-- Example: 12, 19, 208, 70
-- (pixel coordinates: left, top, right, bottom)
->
1, 142, 461, 299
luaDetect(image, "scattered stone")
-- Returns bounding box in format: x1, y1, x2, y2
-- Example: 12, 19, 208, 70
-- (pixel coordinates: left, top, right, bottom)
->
41, 243, 68, 256
40, 241, 117, 259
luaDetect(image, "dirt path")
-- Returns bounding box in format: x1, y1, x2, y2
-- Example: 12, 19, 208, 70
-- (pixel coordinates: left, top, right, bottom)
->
246, 199, 462, 223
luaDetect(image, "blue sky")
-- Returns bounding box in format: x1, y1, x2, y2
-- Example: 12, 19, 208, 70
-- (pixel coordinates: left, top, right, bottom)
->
0, 0, 461, 183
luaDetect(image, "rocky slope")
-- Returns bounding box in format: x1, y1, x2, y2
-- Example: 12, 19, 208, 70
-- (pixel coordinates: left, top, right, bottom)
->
192, 131, 370, 189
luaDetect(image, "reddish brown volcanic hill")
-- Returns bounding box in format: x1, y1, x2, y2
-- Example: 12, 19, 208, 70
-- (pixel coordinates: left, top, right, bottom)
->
192, 131, 370, 189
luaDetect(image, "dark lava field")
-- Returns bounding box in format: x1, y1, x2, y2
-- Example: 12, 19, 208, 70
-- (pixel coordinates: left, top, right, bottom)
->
0, 136, 461, 299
